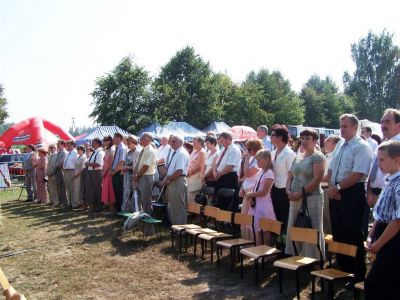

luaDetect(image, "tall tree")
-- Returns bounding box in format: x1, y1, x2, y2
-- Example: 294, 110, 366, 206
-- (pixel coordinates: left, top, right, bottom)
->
344, 31, 400, 121
89, 56, 153, 132
152, 47, 225, 128
301, 75, 353, 128
245, 69, 304, 126
0, 84, 9, 125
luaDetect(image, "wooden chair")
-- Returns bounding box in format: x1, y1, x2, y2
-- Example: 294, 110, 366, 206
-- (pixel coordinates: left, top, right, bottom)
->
201, 185, 215, 205
273, 227, 324, 299
311, 241, 357, 299
353, 281, 364, 299
185, 205, 220, 256
170, 202, 203, 253
197, 210, 234, 262
214, 188, 236, 210
239, 218, 283, 284
216, 213, 256, 272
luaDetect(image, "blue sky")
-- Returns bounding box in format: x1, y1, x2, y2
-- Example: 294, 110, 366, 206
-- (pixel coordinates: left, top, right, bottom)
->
1, 0, 399, 131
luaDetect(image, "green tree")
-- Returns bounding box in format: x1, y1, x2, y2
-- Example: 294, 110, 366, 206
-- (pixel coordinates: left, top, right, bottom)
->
89, 56, 153, 132
245, 69, 304, 126
301, 75, 352, 128
152, 47, 225, 128
0, 84, 9, 125
68, 126, 91, 137
344, 30, 400, 121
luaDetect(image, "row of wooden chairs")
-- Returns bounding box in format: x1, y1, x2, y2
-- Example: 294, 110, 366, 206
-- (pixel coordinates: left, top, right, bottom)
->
170, 203, 362, 299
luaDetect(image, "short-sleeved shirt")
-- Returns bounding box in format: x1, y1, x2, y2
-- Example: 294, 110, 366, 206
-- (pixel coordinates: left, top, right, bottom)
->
63, 149, 78, 170
166, 146, 189, 176
111, 143, 128, 171
329, 135, 372, 185
157, 144, 171, 161
125, 148, 141, 175
88, 148, 105, 170
291, 151, 326, 195
373, 170, 400, 223
272, 145, 296, 188
136, 144, 156, 176
216, 143, 241, 173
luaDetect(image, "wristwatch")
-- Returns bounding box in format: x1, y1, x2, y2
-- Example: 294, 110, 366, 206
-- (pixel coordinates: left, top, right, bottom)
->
336, 184, 342, 191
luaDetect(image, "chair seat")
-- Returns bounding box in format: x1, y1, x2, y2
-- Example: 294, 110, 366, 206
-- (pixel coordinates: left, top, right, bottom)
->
311, 268, 354, 281
216, 238, 254, 248
354, 281, 364, 290
198, 232, 233, 241
186, 228, 217, 235
240, 245, 281, 259
171, 224, 201, 232
273, 255, 318, 271
116, 212, 133, 218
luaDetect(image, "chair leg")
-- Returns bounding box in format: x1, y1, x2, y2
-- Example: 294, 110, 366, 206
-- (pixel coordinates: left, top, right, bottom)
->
230, 248, 234, 273
261, 256, 265, 271
194, 236, 198, 256
311, 275, 316, 300
329, 281, 334, 300
278, 268, 283, 294
178, 231, 182, 253
240, 254, 244, 279
255, 258, 259, 285
296, 271, 300, 299
210, 240, 214, 263
201, 240, 205, 260
321, 278, 324, 293
171, 230, 174, 248
217, 245, 221, 267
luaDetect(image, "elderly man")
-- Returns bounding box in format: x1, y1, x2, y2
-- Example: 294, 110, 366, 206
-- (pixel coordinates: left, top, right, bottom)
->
63, 140, 78, 208
327, 114, 372, 282
46, 144, 58, 206
361, 126, 379, 152
55, 140, 67, 207
156, 135, 171, 165
85, 138, 104, 215
134, 132, 157, 218
110, 132, 128, 212
22, 144, 37, 202
163, 135, 189, 225
213, 131, 242, 211
367, 109, 400, 207
257, 125, 273, 151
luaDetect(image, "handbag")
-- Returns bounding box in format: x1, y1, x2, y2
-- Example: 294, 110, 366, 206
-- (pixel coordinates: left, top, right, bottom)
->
195, 192, 208, 206
187, 172, 203, 192
294, 187, 312, 229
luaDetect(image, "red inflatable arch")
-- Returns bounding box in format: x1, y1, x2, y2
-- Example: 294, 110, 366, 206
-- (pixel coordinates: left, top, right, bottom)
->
0, 117, 73, 149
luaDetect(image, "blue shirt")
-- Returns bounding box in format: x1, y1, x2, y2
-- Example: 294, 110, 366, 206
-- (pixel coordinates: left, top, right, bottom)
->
329, 135, 372, 185
262, 136, 273, 152
373, 170, 400, 223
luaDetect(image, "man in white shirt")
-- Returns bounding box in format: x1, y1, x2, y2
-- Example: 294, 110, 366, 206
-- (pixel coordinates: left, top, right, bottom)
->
63, 140, 78, 208
367, 109, 400, 206
361, 126, 378, 153
85, 137, 104, 214
257, 125, 273, 151
163, 135, 189, 225
213, 131, 241, 211
110, 132, 128, 212
156, 136, 171, 165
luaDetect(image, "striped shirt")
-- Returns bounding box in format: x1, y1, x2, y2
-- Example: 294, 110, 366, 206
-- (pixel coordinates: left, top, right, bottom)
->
373, 170, 400, 223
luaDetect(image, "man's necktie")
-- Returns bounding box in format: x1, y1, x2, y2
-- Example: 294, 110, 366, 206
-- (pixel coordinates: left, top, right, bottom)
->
369, 158, 379, 182
216, 147, 228, 168
332, 142, 348, 184
133, 149, 145, 174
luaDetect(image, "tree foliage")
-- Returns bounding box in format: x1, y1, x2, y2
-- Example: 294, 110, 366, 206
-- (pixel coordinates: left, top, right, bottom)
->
89, 56, 153, 132
301, 75, 353, 128
344, 30, 400, 121
0, 84, 9, 125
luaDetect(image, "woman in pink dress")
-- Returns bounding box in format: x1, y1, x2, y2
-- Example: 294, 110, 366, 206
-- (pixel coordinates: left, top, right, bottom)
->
34, 148, 48, 204
244, 149, 276, 245
101, 136, 116, 213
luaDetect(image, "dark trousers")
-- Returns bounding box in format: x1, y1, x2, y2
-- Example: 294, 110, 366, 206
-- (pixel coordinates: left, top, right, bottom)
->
365, 222, 400, 300
85, 170, 102, 210
271, 186, 290, 231
112, 172, 124, 212
215, 172, 238, 212
329, 182, 366, 281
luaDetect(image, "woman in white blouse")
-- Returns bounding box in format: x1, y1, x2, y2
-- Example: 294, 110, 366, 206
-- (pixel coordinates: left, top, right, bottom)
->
270, 125, 296, 231
203, 136, 220, 187
239, 138, 263, 239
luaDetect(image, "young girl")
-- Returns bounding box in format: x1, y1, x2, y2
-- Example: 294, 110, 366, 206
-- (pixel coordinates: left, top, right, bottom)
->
365, 140, 400, 300
244, 149, 276, 245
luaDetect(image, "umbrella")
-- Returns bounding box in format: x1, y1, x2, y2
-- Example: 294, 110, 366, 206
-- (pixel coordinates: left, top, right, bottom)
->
231, 125, 257, 140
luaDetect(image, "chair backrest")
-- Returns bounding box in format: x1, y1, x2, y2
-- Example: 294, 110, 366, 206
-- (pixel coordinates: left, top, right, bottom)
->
234, 213, 253, 226
187, 202, 202, 215
289, 227, 319, 245
259, 218, 282, 235
217, 188, 235, 198
328, 241, 357, 257
216, 210, 233, 223
203, 205, 219, 218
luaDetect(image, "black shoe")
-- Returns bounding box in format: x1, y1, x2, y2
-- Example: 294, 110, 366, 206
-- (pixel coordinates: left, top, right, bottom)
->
344, 281, 355, 290
24, 199, 33, 202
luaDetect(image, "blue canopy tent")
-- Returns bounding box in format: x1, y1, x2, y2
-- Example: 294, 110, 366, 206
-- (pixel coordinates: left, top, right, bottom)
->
75, 125, 131, 146
137, 122, 204, 141
203, 121, 231, 134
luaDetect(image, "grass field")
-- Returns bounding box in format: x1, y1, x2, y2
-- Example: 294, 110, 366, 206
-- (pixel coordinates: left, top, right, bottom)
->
0, 185, 358, 299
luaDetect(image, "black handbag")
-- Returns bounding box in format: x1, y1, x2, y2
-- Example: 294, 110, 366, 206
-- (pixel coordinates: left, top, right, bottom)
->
195, 192, 208, 206
294, 187, 312, 229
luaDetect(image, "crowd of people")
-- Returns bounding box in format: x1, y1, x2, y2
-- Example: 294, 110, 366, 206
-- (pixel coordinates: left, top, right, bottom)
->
20, 109, 400, 299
